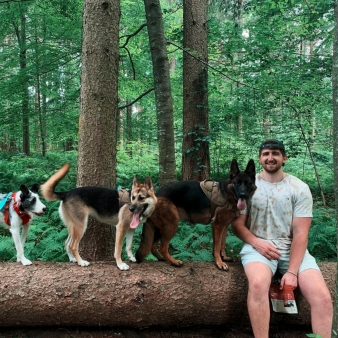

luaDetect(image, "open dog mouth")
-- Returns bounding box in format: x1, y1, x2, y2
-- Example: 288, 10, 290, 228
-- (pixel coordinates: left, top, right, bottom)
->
130, 204, 149, 229
33, 212, 44, 216
237, 198, 247, 210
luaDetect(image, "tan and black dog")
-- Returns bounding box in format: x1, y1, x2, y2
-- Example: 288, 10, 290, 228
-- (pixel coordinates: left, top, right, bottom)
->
40, 164, 157, 270
135, 159, 256, 271
115, 175, 157, 270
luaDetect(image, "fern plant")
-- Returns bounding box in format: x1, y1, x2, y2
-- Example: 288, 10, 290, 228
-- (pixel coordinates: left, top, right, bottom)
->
308, 203, 337, 262
0, 151, 336, 265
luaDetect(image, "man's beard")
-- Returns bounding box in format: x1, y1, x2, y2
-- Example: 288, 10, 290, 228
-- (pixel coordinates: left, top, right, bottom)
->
263, 161, 283, 173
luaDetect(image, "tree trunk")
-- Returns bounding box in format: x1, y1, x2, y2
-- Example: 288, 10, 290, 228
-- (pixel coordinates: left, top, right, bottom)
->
0, 261, 334, 328
144, 0, 176, 186
332, 0, 338, 333
77, 0, 120, 262
182, 0, 210, 181
34, 22, 47, 157
14, 12, 30, 155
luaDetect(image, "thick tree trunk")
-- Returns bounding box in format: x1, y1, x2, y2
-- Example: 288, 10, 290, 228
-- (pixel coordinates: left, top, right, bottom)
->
0, 261, 335, 328
77, 0, 120, 262
182, 0, 210, 181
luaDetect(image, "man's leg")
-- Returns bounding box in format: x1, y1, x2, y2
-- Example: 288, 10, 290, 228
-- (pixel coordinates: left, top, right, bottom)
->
298, 269, 333, 338
244, 261, 273, 338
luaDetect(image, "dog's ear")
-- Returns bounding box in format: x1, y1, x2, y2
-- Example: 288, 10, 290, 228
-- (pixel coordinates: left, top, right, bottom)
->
230, 159, 240, 180
20, 185, 30, 196
132, 175, 139, 188
245, 159, 256, 182
145, 176, 154, 191
30, 183, 40, 193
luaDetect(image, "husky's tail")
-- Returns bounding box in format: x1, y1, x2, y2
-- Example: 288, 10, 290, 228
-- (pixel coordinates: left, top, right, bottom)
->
40, 163, 70, 201
135, 221, 157, 262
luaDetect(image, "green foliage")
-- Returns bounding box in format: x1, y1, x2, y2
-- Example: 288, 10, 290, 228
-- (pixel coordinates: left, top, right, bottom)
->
0, 147, 336, 264
308, 203, 337, 262
0, 1, 335, 265
116, 142, 160, 188
0, 152, 78, 192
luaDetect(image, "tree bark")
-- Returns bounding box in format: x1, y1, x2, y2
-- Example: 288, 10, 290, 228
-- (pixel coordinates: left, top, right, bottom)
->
0, 261, 334, 328
144, 0, 176, 186
13, 11, 30, 155
182, 0, 210, 181
77, 0, 120, 262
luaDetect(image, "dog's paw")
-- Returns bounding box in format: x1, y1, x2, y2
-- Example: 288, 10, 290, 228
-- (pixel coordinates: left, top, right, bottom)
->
78, 260, 90, 267
171, 259, 183, 267
129, 256, 136, 263
117, 262, 130, 271
21, 258, 32, 266
216, 262, 229, 271
69, 258, 77, 263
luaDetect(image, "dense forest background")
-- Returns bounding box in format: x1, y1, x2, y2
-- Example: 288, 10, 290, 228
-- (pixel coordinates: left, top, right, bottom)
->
0, 0, 335, 266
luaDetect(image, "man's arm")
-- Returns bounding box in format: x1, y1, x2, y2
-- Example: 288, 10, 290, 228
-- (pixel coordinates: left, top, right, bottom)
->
280, 216, 311, 288
232, 214, 281, 260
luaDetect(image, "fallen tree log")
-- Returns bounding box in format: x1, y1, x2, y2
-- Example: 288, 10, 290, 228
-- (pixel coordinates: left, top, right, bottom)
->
0, 261, 335, 328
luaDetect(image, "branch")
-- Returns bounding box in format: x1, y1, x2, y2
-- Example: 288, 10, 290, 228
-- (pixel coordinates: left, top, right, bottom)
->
118, 87, 154, 110
289, 104, 327, 206
167, 40, 254, 89
120, 23, 147, 49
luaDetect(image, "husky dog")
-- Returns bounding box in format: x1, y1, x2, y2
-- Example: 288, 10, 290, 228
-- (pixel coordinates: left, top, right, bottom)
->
0, 185, 46, 265
41, 164, 157, 269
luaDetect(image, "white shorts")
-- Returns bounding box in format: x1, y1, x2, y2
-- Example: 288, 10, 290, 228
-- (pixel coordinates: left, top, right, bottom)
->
240, 242, 319, 275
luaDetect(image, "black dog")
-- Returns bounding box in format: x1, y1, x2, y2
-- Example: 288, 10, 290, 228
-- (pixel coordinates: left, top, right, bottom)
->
135, 159, 256, 271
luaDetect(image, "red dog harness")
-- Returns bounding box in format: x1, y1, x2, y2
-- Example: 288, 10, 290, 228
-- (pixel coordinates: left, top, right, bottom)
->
4, 192, 31, 226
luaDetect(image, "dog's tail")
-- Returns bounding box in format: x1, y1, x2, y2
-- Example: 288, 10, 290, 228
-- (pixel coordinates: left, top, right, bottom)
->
135, 221, 157, 262
40, 163, 70, 201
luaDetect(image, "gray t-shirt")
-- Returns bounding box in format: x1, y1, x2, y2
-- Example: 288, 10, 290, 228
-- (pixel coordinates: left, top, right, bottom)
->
241, 173, 313, 250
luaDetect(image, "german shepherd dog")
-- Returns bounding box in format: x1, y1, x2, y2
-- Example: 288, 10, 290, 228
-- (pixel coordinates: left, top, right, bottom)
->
114, 176, 157, 270
40, 164, 157, 269
0, 185, 46, 265
135, 159, 256, 271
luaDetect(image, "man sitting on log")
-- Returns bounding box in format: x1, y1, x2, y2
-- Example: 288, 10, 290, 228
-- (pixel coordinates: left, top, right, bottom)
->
232, 139, 333, 338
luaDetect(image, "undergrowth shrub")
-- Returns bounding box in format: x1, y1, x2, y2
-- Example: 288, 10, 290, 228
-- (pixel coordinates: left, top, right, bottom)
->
308, 203, 336, 262
0, 151, 336, 264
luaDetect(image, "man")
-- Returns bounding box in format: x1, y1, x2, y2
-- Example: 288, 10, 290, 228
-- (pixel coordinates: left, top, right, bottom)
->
232, 139, 333, 338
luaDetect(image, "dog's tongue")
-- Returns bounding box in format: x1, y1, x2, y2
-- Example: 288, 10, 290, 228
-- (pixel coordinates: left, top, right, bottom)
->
130, 212, 141, 229
237, 199, 247, 210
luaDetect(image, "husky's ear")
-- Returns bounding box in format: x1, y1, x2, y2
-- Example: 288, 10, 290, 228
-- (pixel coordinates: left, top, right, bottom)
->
145, 176, 154, 191
20, 185, 30, 196
245, 159, 256, 182
30, 183, 40, 193
230, 159, 240, 180
132, 175, 139, 188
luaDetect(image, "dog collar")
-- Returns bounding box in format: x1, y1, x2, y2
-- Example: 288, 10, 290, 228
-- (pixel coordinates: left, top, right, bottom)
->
4, 192, 31, 226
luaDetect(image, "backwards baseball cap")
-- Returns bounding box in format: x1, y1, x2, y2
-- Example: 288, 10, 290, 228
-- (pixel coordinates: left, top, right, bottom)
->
259, 139, 286, 155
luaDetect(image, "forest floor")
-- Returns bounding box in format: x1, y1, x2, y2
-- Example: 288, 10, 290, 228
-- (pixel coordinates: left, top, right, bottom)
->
0, 325, 313, 338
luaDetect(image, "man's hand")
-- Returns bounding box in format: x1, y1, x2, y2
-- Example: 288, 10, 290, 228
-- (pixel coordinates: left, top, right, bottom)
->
280, 272, 298, 289
252, 238, 281, 260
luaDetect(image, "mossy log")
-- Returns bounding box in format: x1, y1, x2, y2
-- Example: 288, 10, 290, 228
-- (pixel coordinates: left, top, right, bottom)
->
0, 261, 335, 328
